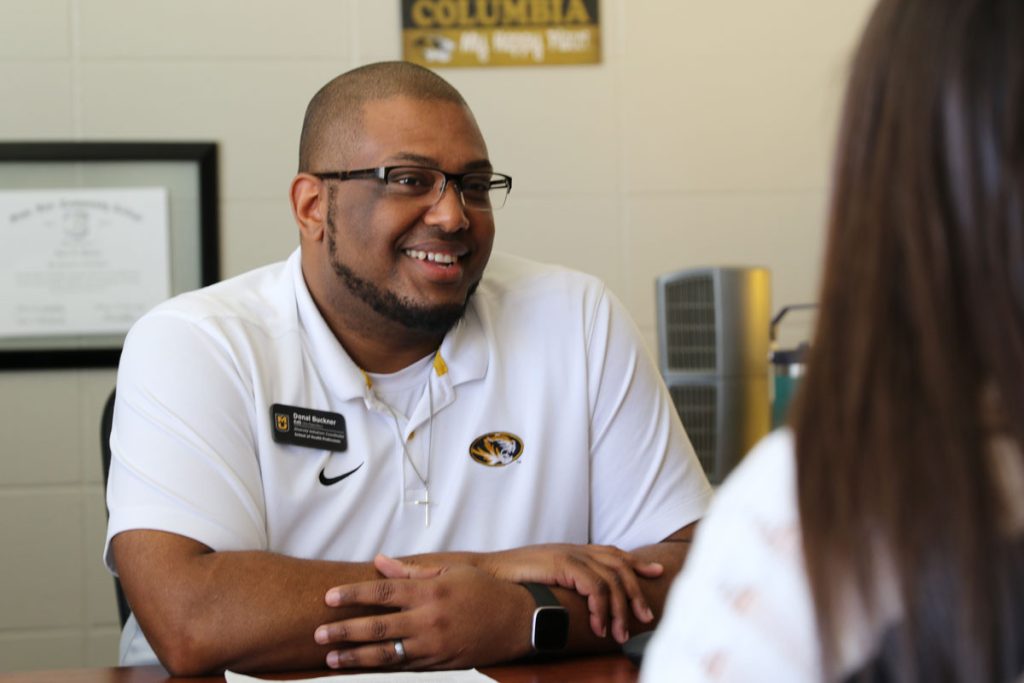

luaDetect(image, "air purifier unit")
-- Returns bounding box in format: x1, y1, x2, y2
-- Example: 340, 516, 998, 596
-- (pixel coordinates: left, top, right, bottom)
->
656, 267, 771, 484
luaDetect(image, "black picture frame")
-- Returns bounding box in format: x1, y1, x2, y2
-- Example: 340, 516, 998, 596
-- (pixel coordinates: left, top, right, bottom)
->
0, 142, 219, 369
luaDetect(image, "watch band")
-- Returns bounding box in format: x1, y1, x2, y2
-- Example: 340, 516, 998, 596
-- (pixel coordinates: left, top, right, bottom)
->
522, 581, 560, 607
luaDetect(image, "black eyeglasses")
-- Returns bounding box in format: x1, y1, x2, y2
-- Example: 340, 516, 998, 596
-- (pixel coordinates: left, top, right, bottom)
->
311, 166, 512, 211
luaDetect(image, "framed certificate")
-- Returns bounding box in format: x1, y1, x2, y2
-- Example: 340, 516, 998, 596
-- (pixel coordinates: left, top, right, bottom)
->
0, 142, 218, 369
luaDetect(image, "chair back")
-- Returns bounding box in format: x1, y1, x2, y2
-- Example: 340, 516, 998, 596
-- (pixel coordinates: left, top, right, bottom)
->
100, 389, 132, 628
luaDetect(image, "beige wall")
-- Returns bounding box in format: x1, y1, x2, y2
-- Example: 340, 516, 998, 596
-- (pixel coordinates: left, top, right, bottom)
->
0, 0, 874, 672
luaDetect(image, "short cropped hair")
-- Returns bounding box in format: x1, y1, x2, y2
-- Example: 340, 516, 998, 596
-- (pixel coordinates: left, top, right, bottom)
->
298, 61, 469, 172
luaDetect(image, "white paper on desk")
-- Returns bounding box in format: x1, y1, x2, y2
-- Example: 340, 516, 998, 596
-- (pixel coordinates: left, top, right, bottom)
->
225, 669, 497, 683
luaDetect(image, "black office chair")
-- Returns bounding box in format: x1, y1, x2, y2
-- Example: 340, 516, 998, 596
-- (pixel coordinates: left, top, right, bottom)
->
100, 388, 132, 628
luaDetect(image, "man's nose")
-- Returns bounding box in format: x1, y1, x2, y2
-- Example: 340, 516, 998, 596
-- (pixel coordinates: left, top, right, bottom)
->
425, 181, 470, 232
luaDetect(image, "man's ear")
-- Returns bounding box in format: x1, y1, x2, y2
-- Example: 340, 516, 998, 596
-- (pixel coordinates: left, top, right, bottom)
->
290, 174, 326, 243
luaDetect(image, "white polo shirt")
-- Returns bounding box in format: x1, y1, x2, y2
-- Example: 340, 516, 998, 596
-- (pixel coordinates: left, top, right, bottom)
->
105, 249, 711, 664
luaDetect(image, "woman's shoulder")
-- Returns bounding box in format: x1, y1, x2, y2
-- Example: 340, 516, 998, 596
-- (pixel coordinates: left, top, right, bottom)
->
710, 428, 798, 526
640, 429, 820, 681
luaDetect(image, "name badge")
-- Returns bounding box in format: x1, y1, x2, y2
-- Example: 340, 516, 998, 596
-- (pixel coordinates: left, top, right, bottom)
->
270, 404, 348, 451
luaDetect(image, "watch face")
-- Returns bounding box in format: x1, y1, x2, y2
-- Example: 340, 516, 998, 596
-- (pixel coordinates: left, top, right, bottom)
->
533, 606, 570, 651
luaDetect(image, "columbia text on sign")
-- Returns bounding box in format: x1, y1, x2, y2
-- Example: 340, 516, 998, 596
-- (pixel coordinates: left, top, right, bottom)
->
401, 0, 600, 67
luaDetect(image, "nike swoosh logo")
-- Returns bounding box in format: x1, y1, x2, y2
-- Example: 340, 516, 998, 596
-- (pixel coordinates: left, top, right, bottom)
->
318, 462, 363, 486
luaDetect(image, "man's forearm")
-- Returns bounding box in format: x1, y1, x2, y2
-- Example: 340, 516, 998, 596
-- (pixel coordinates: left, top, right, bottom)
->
113, 531, 479, 675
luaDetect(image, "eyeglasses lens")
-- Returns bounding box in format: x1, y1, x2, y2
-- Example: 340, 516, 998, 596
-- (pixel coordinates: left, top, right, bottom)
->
385, 167, 509, 211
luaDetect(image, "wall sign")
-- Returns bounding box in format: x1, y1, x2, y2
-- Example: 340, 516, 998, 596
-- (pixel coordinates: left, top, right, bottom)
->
401, 0, 600, 67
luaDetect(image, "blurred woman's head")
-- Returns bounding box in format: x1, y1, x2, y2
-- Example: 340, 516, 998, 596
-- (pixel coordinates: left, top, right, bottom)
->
792, 0, 1024, 678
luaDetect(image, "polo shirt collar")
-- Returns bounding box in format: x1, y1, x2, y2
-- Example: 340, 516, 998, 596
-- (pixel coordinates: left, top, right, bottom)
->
437, 302, 488, 387
290, 250, 367, 402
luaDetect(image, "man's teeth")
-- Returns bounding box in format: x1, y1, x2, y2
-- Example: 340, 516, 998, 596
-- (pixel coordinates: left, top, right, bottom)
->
404, 250, 459, 265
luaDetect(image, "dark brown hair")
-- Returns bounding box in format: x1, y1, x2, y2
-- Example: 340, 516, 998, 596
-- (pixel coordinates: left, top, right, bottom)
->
792, 0, 1024, 679
297, 61, 469, 173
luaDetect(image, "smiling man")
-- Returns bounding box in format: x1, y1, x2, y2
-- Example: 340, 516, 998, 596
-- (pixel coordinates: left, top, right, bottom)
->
104, 62, 712, 675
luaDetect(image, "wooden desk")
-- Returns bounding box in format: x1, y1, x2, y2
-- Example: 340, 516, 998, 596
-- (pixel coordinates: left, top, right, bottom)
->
0, 654, 639, 683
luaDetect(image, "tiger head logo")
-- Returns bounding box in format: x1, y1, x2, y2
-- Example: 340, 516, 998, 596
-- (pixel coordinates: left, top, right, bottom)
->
275, 413, 289, 432
469, 432, 524, 467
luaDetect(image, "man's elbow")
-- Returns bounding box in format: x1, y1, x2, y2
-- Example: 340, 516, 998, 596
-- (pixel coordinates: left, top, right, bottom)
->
149, 625, 224, 677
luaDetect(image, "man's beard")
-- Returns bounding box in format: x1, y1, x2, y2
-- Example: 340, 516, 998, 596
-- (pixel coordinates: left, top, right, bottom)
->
326, 205, 477, 336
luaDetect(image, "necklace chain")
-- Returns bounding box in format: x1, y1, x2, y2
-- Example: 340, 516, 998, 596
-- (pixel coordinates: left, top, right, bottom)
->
375, 366, 435, 527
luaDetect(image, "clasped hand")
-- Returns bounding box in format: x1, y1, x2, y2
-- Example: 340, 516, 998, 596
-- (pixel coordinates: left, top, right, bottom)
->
313, 544, 663, 670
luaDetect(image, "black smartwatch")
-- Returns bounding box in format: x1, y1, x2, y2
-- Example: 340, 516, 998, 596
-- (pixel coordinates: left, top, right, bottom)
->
521, 582, 569, 653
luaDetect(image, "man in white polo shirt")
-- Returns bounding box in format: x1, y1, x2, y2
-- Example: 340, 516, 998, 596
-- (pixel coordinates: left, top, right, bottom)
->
105, 61, 712, 675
